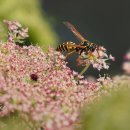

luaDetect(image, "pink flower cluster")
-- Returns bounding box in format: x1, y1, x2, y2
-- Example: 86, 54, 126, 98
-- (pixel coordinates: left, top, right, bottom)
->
122, 51, 130, 74
0, 20, 115, 130
3, 20, 28, 44
0, 41, 99, 130
78, 46, 115, 71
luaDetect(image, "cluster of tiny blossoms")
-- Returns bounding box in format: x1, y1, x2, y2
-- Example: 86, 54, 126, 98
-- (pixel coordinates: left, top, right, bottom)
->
3, 20, 29, 44
0, 20, 115, 130
0, 18, 102, 130
78, 46, 115, 71
0, 42, 100, 130
122, 50, 130, 74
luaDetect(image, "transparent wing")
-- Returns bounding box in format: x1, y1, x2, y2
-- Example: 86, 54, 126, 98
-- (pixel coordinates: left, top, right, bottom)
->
66, 43, 86, 48
63, 21, 87, 42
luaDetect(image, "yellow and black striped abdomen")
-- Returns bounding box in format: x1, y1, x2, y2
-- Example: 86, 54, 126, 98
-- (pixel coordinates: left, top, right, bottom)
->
56, 42, 76, 52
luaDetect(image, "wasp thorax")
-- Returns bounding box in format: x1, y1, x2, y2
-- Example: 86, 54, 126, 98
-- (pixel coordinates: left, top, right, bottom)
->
81, 41, 88, 46
81, 41, 97, 53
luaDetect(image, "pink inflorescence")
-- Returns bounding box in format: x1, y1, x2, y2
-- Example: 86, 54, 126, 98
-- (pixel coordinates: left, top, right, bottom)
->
0, 20, 115, 130
78, 46, 115, 71
0, 41, 99, 130
3, 19, 28, 43
122, 51, 130, 74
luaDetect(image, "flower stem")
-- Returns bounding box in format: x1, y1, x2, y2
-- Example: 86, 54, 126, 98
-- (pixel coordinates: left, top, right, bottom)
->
75, 64, 90, 82
79, 64, 90, 76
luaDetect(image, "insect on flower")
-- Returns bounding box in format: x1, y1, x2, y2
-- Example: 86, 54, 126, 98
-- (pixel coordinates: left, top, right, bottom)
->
56, 22, 114, 71
56, 22, 102, 63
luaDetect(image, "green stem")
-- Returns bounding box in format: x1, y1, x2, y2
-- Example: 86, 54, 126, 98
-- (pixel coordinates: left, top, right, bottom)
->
79, 64, 90, 76
75, 64, 90, 81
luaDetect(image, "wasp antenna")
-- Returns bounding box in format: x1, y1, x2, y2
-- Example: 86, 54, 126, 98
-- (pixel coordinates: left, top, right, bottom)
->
63, 21, 70, 25
63, 21, 73, 28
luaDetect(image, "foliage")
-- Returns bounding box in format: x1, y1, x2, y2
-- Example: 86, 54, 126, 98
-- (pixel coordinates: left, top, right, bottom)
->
0, 0, 58, 50
78, 75, 130, 130
0, 113, 32, 130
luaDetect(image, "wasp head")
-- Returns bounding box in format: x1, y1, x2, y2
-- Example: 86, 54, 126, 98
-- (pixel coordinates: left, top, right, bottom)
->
82, 41, 97, 53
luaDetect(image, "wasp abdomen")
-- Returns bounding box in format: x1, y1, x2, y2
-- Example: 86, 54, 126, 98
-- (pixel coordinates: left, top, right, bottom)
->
56, 42, 76, 52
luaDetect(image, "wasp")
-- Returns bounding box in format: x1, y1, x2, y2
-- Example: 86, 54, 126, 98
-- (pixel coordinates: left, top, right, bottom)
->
56, 22, 99, 61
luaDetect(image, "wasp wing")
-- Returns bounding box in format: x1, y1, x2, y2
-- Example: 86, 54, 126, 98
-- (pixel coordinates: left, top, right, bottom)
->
63, 21, 87, 42
63, 42, 86, 48
67, 44, 86, 48
56, 42, 86, 52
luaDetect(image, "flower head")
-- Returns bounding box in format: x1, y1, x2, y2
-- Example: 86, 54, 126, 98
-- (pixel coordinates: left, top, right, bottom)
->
77, 46, 114, 71
123, 62, 130, 74
0, 41, 98, 130
122, 50, 130, 74
123, 51, 130, 60
3, 20, 29, 44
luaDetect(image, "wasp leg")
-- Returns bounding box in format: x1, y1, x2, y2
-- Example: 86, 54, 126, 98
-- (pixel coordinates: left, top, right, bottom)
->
65, 50, 76, 59
76, 52, 93, 66
76, 56, 86, 66
97, 51, 100, 58
76, 56, 82, 66
95, 49, 101, 58
96, 47, 102, 58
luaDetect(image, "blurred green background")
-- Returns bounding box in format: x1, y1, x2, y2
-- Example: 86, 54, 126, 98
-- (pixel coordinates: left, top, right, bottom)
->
79, 88, 130, 130
0, 113, 32, 130
0, 0, 58, 50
